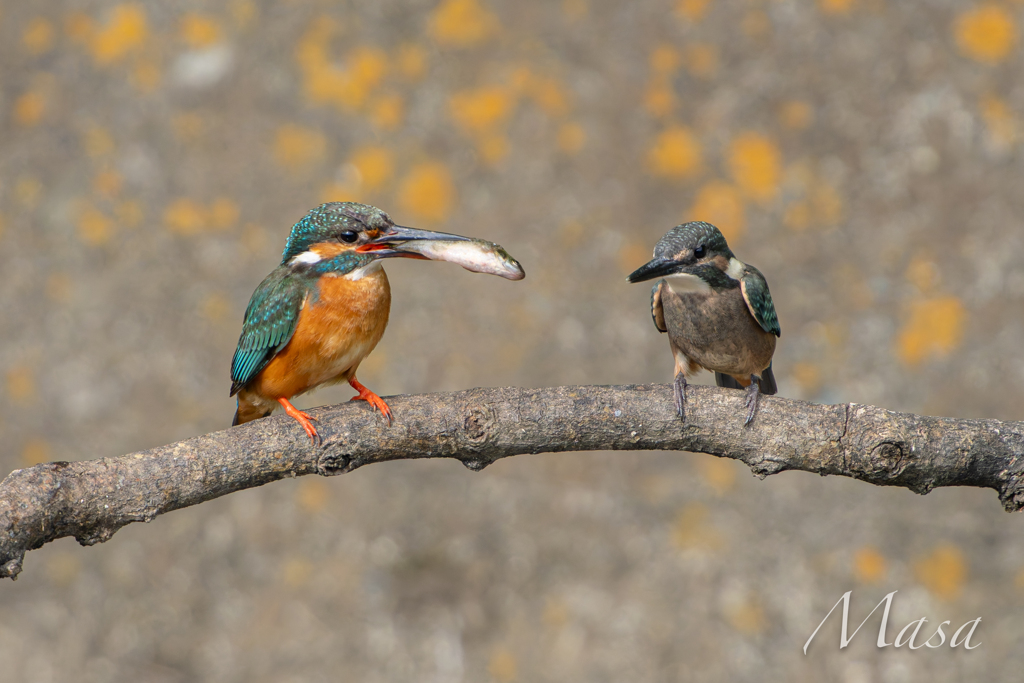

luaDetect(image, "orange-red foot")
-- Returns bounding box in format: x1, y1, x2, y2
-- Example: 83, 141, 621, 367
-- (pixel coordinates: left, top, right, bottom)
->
348, 375, 393, 425
278, 397, 321, 445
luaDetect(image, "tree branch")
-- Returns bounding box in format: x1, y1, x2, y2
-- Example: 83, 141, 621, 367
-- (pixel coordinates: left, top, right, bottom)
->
3, 384, 1023, 579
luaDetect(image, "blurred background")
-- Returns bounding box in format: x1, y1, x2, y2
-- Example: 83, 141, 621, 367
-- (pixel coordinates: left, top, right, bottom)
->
2, 0, 1024, 681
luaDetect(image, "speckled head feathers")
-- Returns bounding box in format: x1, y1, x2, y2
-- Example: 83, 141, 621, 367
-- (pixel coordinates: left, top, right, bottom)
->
654, 221, 732, 260
281, 202, 395, 264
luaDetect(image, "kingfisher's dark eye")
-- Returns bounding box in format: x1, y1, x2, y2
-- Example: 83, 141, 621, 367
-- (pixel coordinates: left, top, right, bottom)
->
694, 245, 706, 258
340, 230, 358, 243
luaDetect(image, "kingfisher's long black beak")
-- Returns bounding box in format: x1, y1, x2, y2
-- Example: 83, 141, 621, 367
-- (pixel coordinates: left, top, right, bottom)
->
357, 225, 472, 257
627, 257, 684, 283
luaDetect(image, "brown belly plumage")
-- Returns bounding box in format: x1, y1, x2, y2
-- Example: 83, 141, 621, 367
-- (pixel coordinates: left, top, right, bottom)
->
660, 284, 775, 378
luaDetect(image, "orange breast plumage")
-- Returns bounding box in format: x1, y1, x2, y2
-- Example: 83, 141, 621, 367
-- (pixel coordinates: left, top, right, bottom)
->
248, 267, 391, 400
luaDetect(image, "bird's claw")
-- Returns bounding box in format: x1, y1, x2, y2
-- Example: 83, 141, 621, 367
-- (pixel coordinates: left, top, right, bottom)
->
349, 376, 393, 426
278, 398, 322, 446
743, 378, 760, 427
673, 373, 687, 421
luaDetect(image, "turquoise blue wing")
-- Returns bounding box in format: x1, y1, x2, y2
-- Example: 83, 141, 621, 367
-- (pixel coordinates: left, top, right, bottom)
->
740, 266, 781, 337
230, 269, 307, 395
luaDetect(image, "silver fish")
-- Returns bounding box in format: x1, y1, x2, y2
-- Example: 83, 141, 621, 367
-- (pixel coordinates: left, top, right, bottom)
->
395, 238, 526, 280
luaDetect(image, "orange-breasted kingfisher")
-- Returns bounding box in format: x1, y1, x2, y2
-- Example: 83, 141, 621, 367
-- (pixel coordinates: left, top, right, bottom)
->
230, 202, 471, 444
627, 221, 781, 425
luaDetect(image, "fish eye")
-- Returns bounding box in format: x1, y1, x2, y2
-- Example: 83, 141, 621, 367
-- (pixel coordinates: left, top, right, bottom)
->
694, 245, 706, 258
340, 230, 358, 243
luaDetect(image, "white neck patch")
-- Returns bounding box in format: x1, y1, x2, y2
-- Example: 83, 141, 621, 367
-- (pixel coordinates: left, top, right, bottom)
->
291, 250, 322, 265
725, 257, 745, 281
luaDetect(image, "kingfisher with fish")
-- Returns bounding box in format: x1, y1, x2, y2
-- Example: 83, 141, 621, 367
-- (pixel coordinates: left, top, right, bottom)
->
230, 202, 524, 444
627, 221, 780, 425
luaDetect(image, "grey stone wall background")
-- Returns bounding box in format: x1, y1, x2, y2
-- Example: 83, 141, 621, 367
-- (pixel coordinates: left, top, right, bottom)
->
2, 1, 1024, 681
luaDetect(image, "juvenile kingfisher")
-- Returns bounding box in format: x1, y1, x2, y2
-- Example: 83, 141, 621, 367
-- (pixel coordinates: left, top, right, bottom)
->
627, 221, 781, 425
230, 202, 471, 444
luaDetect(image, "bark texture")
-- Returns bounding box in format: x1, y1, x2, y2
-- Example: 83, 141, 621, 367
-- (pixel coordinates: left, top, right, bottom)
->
3, 384, 1023, 580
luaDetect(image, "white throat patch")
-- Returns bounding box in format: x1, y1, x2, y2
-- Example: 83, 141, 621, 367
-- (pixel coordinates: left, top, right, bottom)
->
663, 272, 711, 294
345, 260, 383, 280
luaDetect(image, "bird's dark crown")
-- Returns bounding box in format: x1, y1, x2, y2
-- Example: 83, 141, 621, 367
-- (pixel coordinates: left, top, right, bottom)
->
281, 202, 394, 264
654, 221, 733, 265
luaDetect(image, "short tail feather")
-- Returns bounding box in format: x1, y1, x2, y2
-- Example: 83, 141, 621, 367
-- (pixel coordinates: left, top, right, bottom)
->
715, 363, 777, 396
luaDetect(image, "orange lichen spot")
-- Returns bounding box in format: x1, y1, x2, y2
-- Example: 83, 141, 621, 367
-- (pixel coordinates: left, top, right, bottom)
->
477, 134, 508, 165
818, 0, 856, 15
650, 44, 682, 74
528, 76, 571, 117
274, 124, 327, 171
542, 596, 570, 628
92, 168, 122, 198
646, 125, 702, 179
90, 4, 148, 66
563, 0, 589, 21
779, 100, 814, 130
783, 200, 812, 232
117, 200, 144, 228
854, 546, 887, 584
618, 241, 650, 276
14, 91, 46, 127
349, 146, 394, 192
689, 181, 745, 243
47, 273, 74, 303
699, 456, 737, 495
21, 438, 51, 467
300, 41, 389, 111
684, 43, 719, 79
180, 13, 222, 48
232, 0, 258, 28
172, 112, 205, 141
164, 198, 207, 235
210, 198, 240, 230
131, 60, 161, 92
77, 203, 115, 245
726, 598, 765, 635
23, 18, 55, 55
672, 502, 723, 550
83, 126, 114, 157
906, 255, 939, 293
896, 296, 966, 366
487, 648, 518, 683
644, 81, 676, 118
282, 557, 313, 588
728, 131, 782, 203
398, 161, 456, 223
677, 0, 712, 23
297, 479, 330, 513
7, 367, 36, 404
370, 93, 405, 130
345, 45, 389, 101
791, 361, 821, 394
914, 543, 967, 600
64, 12, 95, 44
16, 177, 43, 208
558, 121, 586, 154
812, 183, 844, 225
429, 0, 497, 48
954, 4, 1017, 64
396, 43, 428, 80
201, 292, 231, 322
742, 10, 771, 38
450, 86, 515, 136
980, 95, 1019, 148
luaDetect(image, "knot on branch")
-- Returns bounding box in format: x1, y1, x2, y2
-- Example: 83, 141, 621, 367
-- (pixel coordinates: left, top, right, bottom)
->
870, 441, 907, 475
460, 404, 497, 471
316, 451, 352, 477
